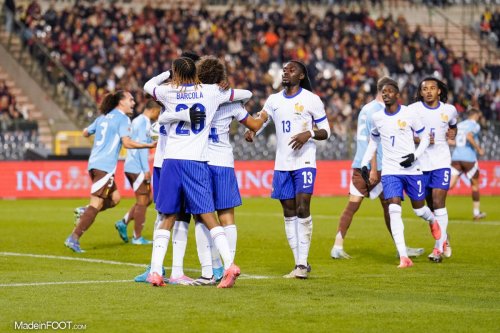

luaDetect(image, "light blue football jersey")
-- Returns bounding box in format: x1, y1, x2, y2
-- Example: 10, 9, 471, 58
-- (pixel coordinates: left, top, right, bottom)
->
124, 114, 151, 174
451, 119, 481, 162
352, 100, 384, 170
87, 109, 131, 173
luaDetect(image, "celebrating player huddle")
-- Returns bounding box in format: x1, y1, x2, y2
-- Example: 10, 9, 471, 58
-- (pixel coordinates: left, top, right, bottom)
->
65, 53, 486, 286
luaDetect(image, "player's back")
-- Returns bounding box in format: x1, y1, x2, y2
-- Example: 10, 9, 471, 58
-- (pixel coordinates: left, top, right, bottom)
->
409, 101, 457, 171
208, 102, 248, 167
352, 99, 384, 170
372, 105, 423, 175
155, 83, 234, 162
452, 119, 480, 162
88, 109, 130, 173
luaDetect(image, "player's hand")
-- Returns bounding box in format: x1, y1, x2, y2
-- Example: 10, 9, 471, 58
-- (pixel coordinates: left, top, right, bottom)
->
245, 130, 256, 142
478, 147, 485, 156
144, 172, 151, 181
257, 110, 269, 122
189, 105, 206, 124
400, 153, 415, 168
146, 141, 157, 149
218, 80, 230, 91
361, 166, 371, 186
369, 168, 379, 185
289, 131, 311, 150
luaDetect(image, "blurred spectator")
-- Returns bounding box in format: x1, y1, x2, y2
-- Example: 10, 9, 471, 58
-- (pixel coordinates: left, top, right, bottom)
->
16, 2, 499, 136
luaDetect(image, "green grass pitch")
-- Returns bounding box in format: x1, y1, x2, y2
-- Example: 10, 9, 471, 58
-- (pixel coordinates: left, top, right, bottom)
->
0, 196, 499, 332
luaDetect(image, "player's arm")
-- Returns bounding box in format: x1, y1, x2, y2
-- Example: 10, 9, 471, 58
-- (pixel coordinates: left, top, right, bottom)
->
289, 99, 330, 150
138, 121, 151, 177
84, 118, 99, 137
143, 71, 171, 98
241, 110, 269, 132
369, 154, 379, 185
466, 131, 484, 156
361, 134, 380, 168
447, 106, 459, 140
122, 136, 156, 149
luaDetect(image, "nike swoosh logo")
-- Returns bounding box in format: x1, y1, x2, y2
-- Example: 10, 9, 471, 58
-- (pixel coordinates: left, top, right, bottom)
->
303, 185, 312, 188
442, 182, 449, 186
418, 192, 424, 197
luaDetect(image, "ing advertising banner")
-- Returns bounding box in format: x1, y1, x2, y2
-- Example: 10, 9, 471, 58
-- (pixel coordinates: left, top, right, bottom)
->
1, 160, 500, 199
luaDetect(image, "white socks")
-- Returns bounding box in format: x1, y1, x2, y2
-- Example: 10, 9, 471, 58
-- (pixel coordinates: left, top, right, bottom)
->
195, 222, 213, 278
210, 226, 233, 269
223, 225, 237, 260
389, 204, 407, 258
171, 221, 189, 278
413, 206, 435, 224
334, 231, 343, 249
284, 216, 299, 265
297, 216, 313, 267
434, 208, 448, 252
150, 229, 170, 275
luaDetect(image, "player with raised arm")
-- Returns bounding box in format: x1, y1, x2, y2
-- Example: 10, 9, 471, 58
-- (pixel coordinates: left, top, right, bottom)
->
331, 77, 424, 260
409, 77, 458, 262
245, 61, 331, 279
361, 79, 438, 268
114, 100, 161, 245
449, 108, 486, 221
188, 56, 268, 286
144, 57, 252, 288
65, 91, 156, 253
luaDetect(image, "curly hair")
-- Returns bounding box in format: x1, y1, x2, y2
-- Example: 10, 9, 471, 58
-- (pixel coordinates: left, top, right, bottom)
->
196, 56, 226, 84
289, 60, 312, 92
171, 57, 201, 88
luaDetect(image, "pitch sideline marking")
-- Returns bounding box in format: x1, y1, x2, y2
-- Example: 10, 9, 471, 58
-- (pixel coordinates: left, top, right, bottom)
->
0, 252, 272, 287
0, 280, 131, 287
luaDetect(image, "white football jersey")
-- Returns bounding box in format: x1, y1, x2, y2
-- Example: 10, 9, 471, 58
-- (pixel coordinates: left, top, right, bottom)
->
408, 101, 458, 171
370, 105, 425, 176
153, 108, 168, 168
153, 83, 235, 161
208, 102, 248, 168
263, 88, 327, 171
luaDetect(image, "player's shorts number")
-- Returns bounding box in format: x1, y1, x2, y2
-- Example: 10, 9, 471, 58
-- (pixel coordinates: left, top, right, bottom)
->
443, 170, 449, 183
302, 171, 313, 184
175, 103, 206, 135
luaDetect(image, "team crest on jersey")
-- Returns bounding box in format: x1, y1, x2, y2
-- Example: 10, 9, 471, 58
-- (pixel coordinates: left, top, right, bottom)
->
441, 113, 449, 123
397, 119, 407, 130
294, 103, 304, 115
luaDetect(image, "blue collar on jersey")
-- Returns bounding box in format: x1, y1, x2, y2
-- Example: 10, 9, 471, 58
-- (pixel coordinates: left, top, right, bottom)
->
181, 83, 195, 87
384, 104, 401, 116
421, 101, 441, 110
283, 87, 302, 99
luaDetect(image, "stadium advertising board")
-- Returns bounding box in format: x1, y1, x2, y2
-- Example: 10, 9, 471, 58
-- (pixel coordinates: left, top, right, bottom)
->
1, 161, 500, 198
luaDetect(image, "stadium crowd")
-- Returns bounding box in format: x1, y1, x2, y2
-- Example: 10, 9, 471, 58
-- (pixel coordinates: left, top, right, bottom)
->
5, 1, 499, 138
479, 6, 500, 47
0, 79, 29, 129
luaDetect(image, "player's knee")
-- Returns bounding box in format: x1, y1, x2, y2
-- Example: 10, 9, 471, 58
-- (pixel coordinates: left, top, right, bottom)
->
388, 204, 401, 215
296, 204, 310, 218
413, 207, 426, 217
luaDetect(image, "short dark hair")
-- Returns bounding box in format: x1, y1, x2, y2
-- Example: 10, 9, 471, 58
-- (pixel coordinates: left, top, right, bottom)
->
144, 99, 161, 110
416, 77, 448, 103
181, 51, 200, 63
377, 77, 393, 92
382, 78, 399, 92
468, 107, 481, 117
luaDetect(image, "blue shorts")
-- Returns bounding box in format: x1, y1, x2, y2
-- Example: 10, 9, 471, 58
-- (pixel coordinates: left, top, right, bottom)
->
152, 166, 162, 204
209, 165, 242, 210
423, 168, 451, 193
156, 159, 215, 215
271, 168, 316, 200
382, 174, 426, 201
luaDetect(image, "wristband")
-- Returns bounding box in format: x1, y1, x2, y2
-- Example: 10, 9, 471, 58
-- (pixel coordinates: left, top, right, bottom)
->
309, 129, 315, 139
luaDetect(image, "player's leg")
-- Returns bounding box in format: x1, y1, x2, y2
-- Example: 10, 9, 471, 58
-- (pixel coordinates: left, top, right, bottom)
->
131, 192, 153, 244
407, 174, 440, 240
468, 163, 486, 220
272, 170, 300, 274
65, 169, 113, 252
331, 169, 367, 259
218, 208, 237, 259
449, 162, 462, 190
169, 209, 192, 284
192, 217, 217, 286
382, 175, 412, 267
